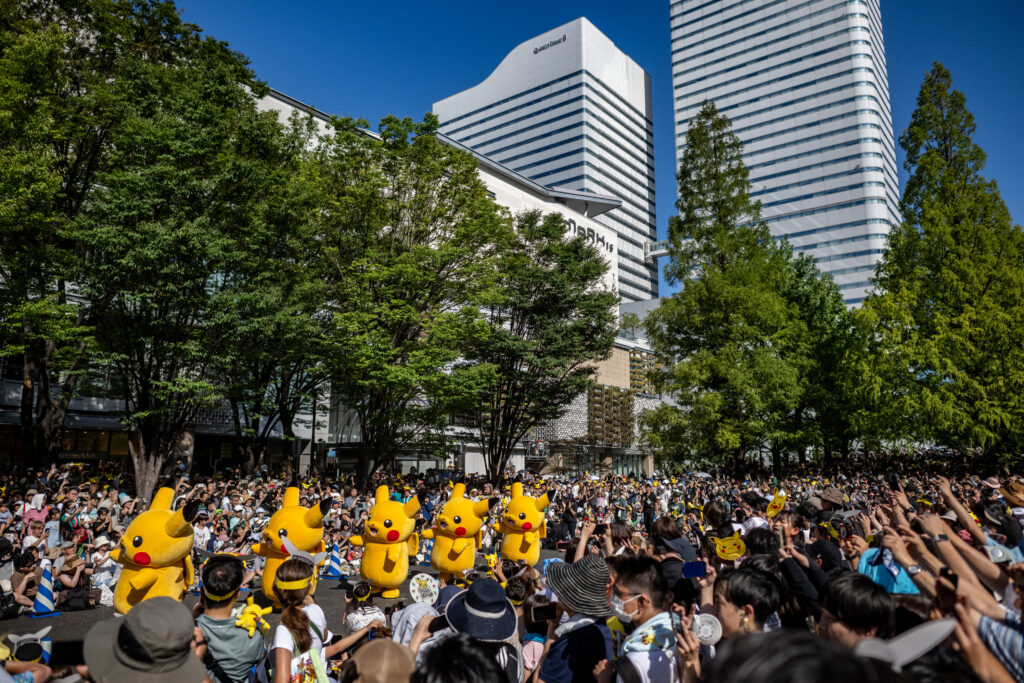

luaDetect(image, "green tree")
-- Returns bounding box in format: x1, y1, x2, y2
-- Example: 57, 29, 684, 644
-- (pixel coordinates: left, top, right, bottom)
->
861, 63, 1024, 458
643, 101, 805, 469
209, 113, 330, 471
75, 6, 272, 502
777, 256, 863, 465
454, 210, 617, 481
0, 2, 114, 462
310, 115, 507, 486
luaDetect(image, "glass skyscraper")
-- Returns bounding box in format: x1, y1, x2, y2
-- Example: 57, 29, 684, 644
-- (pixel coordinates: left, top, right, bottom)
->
434, 17, 658, 302
670, 0, 900, 304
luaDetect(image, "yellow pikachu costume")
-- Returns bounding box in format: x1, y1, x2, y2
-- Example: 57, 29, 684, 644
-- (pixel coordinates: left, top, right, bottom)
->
252, 487, 330, 607
110, 488, 200, 614
421, 484, 495, 579
350, 486, 420, 598
494, 483, 549, 566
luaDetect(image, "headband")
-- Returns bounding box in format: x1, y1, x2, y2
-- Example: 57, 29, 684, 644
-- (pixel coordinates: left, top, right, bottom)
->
281, 537, 328, 567
274, 576, 314, 591
202, 585, 238, 602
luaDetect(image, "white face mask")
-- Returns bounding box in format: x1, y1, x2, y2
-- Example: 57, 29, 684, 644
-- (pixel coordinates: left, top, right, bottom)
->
610, 593, 641, 623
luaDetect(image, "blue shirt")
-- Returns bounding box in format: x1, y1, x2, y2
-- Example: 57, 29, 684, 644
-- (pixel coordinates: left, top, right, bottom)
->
538, 621, 613, 683
857, 548, 920, 595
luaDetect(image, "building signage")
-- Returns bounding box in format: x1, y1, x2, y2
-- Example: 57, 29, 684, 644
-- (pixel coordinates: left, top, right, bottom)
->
564, 218, 614, 255
534, 34, 567, 55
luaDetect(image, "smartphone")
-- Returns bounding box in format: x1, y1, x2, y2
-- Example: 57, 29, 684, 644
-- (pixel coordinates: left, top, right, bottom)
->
886, 472, 899, 491
777, 526, 786, 549
593, 524, 607, 535
530, 603, 559, 622
682, 561, 707, 578
49, 640, 85, 666
427, 615, 450, 633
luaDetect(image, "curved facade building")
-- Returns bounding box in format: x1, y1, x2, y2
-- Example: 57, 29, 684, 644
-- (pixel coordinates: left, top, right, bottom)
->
434, 17, 658, 303
671, 0, 900, 304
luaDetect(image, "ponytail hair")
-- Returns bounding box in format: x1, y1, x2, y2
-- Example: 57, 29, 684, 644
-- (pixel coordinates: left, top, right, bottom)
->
274, 558, 314, 652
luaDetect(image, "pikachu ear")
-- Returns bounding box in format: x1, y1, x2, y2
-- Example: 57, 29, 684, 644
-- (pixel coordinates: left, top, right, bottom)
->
375, 486, 390, 505
166, 500, 198, 538
283, 487, 300, 507
512, 483, 524, 498
304, 500, 329, 528
150, 488, 175, 511
473, 498, 495, 517
452, 483, 466, 500
534, 492, 550, 511
403, 492, 422, 518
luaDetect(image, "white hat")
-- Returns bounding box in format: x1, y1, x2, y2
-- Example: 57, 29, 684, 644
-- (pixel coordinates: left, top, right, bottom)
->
94, 535, 112, 549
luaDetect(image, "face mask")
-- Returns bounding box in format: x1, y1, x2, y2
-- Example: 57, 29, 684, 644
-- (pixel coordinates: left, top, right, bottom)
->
610, 593, 641, 623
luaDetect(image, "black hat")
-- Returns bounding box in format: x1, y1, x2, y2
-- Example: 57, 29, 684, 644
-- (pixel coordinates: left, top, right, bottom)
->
444, 577, 517, 642
545, 554, 612, 618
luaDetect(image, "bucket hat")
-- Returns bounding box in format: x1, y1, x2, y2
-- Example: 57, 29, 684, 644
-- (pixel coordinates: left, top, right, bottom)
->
340, 639, 415, 683
545, 554, 612, 618
443, 577, 517, 641
83, 596, 205, 682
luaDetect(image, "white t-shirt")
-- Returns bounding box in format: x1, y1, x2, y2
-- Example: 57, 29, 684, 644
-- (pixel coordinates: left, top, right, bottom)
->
271, 604, 330, 675
91, 551, 117, 585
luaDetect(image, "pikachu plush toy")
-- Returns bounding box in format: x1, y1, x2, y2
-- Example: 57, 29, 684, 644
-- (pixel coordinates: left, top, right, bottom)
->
350, 486, 420, 598
421, 483, 496, 580
252, 487, 330, 607
111, 488, 200, 614
494, 483, 549, 567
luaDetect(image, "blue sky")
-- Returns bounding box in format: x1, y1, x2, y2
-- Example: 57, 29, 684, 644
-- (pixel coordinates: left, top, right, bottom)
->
180, 1, 1023, 295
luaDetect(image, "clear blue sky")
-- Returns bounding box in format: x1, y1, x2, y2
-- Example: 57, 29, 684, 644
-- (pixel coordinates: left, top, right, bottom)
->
180, 1, 1023, 296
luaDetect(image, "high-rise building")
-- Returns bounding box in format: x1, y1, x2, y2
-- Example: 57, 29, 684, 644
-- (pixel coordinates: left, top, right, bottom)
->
434, 17, 658, 302
670, 0, 900, 304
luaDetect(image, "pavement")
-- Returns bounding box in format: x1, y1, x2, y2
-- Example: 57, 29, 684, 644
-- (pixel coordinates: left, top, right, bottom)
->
7, 548, 564, 646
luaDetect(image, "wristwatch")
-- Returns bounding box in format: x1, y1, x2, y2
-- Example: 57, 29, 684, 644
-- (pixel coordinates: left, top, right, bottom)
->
934, 534, 951, 543
906, 564, 923, 576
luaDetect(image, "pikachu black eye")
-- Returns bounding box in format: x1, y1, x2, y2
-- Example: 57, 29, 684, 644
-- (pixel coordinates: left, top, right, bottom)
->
453, 516, 462, 524
279, 529, 287, 537
133, 536, 143, 547
384, 519, 393, 528
518, 513, 526, 520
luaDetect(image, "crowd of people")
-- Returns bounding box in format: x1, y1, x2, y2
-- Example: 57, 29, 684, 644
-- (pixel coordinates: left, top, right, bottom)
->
0, 450, 1020, 683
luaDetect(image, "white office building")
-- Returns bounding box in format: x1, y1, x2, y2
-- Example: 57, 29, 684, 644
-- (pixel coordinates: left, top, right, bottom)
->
670, 0, 900, 304
434, 17, 658, 303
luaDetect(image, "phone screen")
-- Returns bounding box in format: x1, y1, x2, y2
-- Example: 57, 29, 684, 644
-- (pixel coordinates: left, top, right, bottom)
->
531, 603, 559, 622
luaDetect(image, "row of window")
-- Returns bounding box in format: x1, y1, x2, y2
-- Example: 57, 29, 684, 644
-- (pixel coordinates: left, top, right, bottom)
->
498, 128, 654, 186
673, 0, 855, 42
678, 80, 880, 135
751, 166, 884, 197
742, 107, 883, 148
751, 151, 886, 186
673, 24, 869, 83
671, 2, 866, 59
529, 166, 656, 241
815, 248, 885, 263
441, 68, 651, 129
761, 181, 887, 209
676, 34, 871, 94
744, 122, 883, 161
791, 232, 888, 251
836, 279, 873, 291
758, 197, 888, 225
523, 161, 655, 227
672, 10, 865, 71
827, 262, 877, 276
785, 217, 891, 240
444, 77, 651, 143
677, 65, 877, 117
681, 50, 876, 104
459, 93, 653, 165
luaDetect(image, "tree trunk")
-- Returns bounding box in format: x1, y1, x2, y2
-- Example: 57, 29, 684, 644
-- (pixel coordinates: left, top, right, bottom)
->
771, 444, 782, 477
20, 348, 36, 463
129, 435, 164, 507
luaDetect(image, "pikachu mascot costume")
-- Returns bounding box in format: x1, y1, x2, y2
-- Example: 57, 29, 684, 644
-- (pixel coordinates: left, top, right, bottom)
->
421, 483, 496, 580
110, 488, 200, 614
350, 486, 420, 598
494, 483, 549, 567
252, 487, 330, 608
